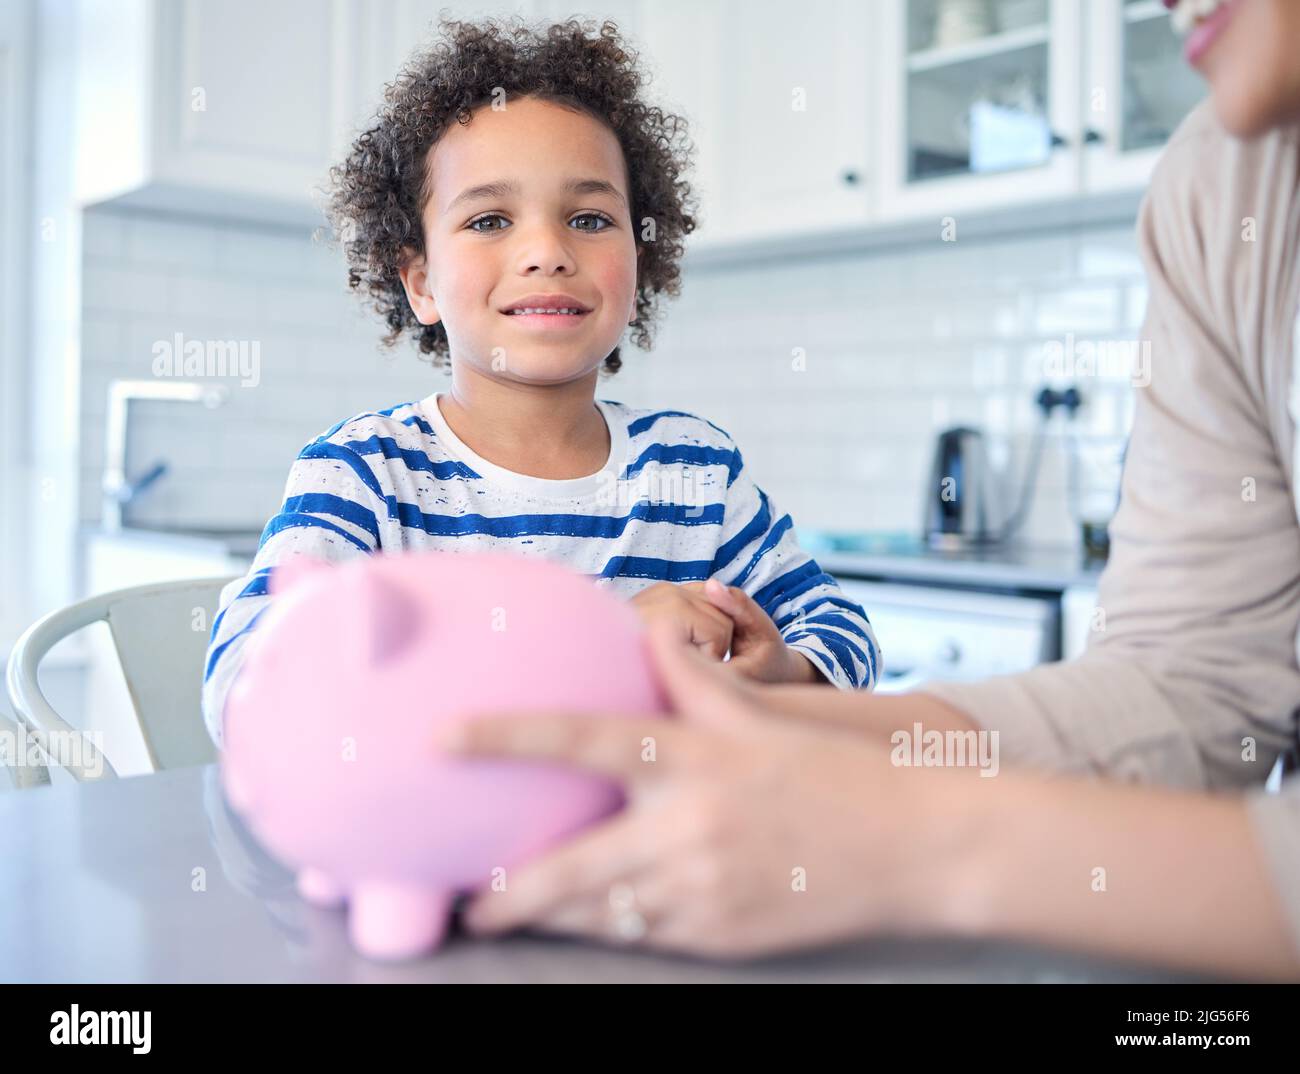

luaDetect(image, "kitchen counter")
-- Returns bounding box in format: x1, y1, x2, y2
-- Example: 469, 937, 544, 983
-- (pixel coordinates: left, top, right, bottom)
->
0, 763, 1200, 983
82, 522, 264, 561
801, 532, 1105, 592
79, 525, 1104, 594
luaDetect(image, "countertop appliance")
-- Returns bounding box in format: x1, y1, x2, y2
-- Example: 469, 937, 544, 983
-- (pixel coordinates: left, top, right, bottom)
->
922, 426, 999, 549
921, 389, 1092, 554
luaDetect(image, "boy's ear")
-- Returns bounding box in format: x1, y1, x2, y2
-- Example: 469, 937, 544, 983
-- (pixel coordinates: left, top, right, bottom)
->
397, 246, 441, 326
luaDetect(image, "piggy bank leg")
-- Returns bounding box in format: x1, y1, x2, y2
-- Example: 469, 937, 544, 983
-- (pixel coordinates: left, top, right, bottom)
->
296, 866, 347, 909
348, 885, 454, 961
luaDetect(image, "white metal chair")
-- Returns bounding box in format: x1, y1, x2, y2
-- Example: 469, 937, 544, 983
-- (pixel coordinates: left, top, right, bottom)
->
0, 710, 48, 790
4, 576, 238, 782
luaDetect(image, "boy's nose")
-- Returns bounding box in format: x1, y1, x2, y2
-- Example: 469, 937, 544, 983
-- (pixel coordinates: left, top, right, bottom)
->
510, 224, 577, 275
520, 258, 572, 275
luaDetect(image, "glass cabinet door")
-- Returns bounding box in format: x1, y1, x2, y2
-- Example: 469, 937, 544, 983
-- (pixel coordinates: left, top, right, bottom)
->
1084, 0, 1207, 190
1118, 0, 1204, 150
905, 0, 1054, 181
877, 0, 1081, 218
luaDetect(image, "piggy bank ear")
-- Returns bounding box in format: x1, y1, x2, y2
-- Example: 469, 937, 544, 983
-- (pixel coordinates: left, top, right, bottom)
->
352, 568, 421, 665
269, 554, 331, 597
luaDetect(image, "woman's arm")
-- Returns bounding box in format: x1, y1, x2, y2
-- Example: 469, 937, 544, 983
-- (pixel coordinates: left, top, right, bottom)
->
444, 625, 1300, 979
755, 686, 1300, 977
938, 769, 1300, 981
760, 682, 977, 734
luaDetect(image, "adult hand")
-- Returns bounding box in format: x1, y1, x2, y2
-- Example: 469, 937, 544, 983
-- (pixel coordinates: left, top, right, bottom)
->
628, 581, 734, 661
436, 623, 972, 960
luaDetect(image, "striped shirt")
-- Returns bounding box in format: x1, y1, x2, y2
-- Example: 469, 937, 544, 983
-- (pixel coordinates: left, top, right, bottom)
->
201, 393, 881, 748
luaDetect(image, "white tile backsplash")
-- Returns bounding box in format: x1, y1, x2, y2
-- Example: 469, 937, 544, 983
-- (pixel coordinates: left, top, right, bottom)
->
1032, 286, 1124, 336
79, 205, 1146, 547
82, 266, 174, 317
79, 207, 437, 532
125, 214, 219, 269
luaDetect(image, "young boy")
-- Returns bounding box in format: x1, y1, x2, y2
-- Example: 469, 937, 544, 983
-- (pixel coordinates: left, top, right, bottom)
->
201, 16, 879, 749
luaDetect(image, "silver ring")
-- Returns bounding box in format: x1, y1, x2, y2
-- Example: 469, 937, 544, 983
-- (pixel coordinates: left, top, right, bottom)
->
608, 882, 649, 943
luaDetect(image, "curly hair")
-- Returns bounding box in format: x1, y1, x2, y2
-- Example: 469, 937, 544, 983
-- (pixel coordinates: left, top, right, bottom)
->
324, 14, 698, 375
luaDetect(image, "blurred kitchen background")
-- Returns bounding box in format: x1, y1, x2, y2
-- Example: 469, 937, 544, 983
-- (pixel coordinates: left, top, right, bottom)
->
1, 0, 1206, 771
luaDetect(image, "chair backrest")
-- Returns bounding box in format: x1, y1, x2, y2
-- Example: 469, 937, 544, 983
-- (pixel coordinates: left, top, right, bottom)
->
5, 576, 238, 779
0, 711, 49, 790
107, 577, 236, 771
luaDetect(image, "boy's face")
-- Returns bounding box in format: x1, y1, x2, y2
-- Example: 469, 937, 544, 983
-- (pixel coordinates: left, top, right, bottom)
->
399, 95, 640, 385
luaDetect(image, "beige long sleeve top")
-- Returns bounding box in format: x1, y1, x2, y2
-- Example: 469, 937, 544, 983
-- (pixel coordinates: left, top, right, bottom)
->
923, 101, 1300, 958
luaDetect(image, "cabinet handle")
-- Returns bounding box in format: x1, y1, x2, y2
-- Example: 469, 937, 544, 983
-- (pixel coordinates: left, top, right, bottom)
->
1083, 128, 1104, 145
841, 169, 861, 187
1049, 131, 1069, 149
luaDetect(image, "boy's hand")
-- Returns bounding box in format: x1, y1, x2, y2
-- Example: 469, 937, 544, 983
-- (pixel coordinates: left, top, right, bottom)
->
628, 581, 734, 661
701, 579, 823, 685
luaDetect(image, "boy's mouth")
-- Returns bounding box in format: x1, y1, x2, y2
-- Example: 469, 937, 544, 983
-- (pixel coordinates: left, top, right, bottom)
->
500, 293, 593, 330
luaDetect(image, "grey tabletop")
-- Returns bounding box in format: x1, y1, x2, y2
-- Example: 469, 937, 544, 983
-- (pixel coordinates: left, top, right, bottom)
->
0, 764, 1199, 983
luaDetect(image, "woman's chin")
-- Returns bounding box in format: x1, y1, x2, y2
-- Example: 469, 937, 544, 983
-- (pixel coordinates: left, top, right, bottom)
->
1210, 83, 1293, 140
1199, 6, 1300, 139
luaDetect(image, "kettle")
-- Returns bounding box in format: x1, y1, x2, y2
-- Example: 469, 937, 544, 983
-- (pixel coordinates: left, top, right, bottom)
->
923, 426, 1001, 548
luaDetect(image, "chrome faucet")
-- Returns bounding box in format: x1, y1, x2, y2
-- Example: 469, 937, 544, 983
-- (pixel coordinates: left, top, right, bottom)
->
101, 380, 228, 532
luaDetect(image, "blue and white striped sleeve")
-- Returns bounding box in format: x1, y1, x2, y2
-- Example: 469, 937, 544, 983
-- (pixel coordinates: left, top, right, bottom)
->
200, 440, 385, 749
709, 446, 881, 690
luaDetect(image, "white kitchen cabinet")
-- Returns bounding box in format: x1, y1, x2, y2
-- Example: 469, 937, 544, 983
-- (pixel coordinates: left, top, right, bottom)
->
528, 0, 642, 28
690, 0, 871, 245
347, 1, 646, 131
71, 0, 527, 224
874, 0, 1083, 223
353, 0, 748, 248
70, 0, 1204, 242
637, 0, 874, 247
853, 0, 1198, 234
633, 0, 730, 247
343, 1, 555, 129
1082, 0, 1205, 193
835, 578, 1060, 693
634, 0, 873, 248
74, 0, 349, 224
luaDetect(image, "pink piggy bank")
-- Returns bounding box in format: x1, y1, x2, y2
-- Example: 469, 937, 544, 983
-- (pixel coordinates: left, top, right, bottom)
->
220, 550, 667, 960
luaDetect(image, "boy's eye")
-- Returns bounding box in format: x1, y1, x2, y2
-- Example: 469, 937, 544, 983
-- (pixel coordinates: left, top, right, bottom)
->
465, 212, 614, 234
570, 212, 614, 232
467, 213, 509, 233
